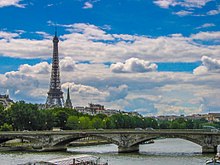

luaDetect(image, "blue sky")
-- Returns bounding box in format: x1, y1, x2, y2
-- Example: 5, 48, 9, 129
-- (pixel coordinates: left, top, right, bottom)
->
0, 0, 220, 116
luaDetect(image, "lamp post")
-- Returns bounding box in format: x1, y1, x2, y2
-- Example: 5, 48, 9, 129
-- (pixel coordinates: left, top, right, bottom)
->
78, 120, 81, 129
28, 121, 31, 130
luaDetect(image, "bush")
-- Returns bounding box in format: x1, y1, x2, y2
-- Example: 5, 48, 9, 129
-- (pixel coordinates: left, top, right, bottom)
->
0, 123, 13, 131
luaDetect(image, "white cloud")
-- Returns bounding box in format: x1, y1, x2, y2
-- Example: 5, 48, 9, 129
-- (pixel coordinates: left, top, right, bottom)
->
1, 59, 220, 115
1, 24, 220, 63
196, 23, 216, 29
0, 31, 20, 40
106, 85, 128, 102
0, 0, 25, 8
3, 71, 39, 93
207, 9, 220, 15
60, 57, 76, 72
154, 0, 214, 16
83, 2, 93, 9
191, 31, 220, 41
193, 66, 208, 75
65, 23, 114, 41
207, 5, 220, 15
153, 0, 175, 8
201, 56, 220, 70
19, 62, 50, 74
124, 98, 159, 115
193, 56, 220, 75
35, 31, 52, 39
62, 82, 103, 96
154, 0, 212, 9
173, 10, 193, 16
110, 58, 158, 73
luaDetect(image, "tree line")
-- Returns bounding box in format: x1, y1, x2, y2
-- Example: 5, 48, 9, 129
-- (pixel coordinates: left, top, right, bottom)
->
0, 101, 219, 131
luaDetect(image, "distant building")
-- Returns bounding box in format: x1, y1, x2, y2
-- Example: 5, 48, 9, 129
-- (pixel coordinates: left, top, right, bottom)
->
74, 103, 121, 116
0, 92, 14, 108
89, 103, 104, 113
64, 87, 73, 109
206, 113, 220, 122
156, 115, 181, 121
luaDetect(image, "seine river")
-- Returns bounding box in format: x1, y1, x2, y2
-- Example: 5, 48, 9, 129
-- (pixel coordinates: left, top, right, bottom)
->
0, 138, 216, 165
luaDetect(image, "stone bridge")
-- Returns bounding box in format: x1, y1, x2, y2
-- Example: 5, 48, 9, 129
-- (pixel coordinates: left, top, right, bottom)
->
0, 130, 219, 153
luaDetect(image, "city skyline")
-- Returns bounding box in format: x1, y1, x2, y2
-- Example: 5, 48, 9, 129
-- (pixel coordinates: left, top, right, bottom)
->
0, 0, 220, 116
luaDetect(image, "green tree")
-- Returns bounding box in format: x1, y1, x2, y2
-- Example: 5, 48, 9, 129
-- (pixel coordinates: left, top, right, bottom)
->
92, 117, 103, 129
66, 116, 79, 129
0, 123, 13, 131
54, 110, 68, 129
105, 117, 116, 129
0, 104, 7, 126
9, 101, 39, 131
78, 116, 90, 129
158, 120, 170, 129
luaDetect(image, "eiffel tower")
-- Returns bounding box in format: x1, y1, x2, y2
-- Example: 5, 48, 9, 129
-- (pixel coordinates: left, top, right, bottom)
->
45, 30, 64, 108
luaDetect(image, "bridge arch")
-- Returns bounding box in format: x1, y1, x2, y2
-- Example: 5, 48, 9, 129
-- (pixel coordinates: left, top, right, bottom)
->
52, 134, 120, 147
126, 134, 203, 148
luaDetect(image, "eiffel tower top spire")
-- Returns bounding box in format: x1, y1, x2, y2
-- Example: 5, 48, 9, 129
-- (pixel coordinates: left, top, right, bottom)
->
55, 26, 57, 37
45, 29, 64, 108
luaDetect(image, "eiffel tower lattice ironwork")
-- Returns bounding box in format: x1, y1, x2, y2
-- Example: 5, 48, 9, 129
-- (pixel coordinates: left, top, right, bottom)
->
45, 31, 64, 108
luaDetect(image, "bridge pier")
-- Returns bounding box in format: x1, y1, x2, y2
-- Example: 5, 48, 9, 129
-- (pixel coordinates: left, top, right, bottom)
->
202, 145, 217, 154
118, 145, 139, 153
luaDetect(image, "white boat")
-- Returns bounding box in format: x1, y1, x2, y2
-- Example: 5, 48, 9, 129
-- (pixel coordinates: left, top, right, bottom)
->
206, 152, 220, 165
18, 154, 108, 165
206, 159, 220, 165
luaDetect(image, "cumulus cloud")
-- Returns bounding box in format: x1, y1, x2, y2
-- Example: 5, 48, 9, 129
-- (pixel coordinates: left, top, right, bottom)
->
1, 24, 220, 63
191, 31, 220, 41
0, 0, 25, 8
19, 62, 50, 74
110, 58, 158, 73
193, 56, 220, 75
124, 98, 158, 115
193, 66, 208, 75
62, 82, 105, 97
65, 23, 114, 41
83, 2, 93, 9
2, 71, 39, 94
1, 59, 220, 115
106, 85, 128, 102
60, 57, 76, 72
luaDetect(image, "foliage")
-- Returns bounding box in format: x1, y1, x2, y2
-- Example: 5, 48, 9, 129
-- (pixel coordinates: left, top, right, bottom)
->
0, 123, 13, 131
0, 101, 218, 131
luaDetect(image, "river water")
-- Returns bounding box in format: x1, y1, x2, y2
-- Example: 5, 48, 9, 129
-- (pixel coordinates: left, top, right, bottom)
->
0, 138, 216, 165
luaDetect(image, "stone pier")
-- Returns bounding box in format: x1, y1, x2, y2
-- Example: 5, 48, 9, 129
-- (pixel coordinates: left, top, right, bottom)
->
202, 145, 218, 154
118, 145, 139, 153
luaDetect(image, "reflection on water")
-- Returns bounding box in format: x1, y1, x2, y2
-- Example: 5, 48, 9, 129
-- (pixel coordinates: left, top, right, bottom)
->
0, 138, 215, 165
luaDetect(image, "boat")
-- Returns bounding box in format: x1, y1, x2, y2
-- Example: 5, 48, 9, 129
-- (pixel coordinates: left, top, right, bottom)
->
206, 152, 220, 165
206, 159, 220, 165
18, 154, 108, 165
